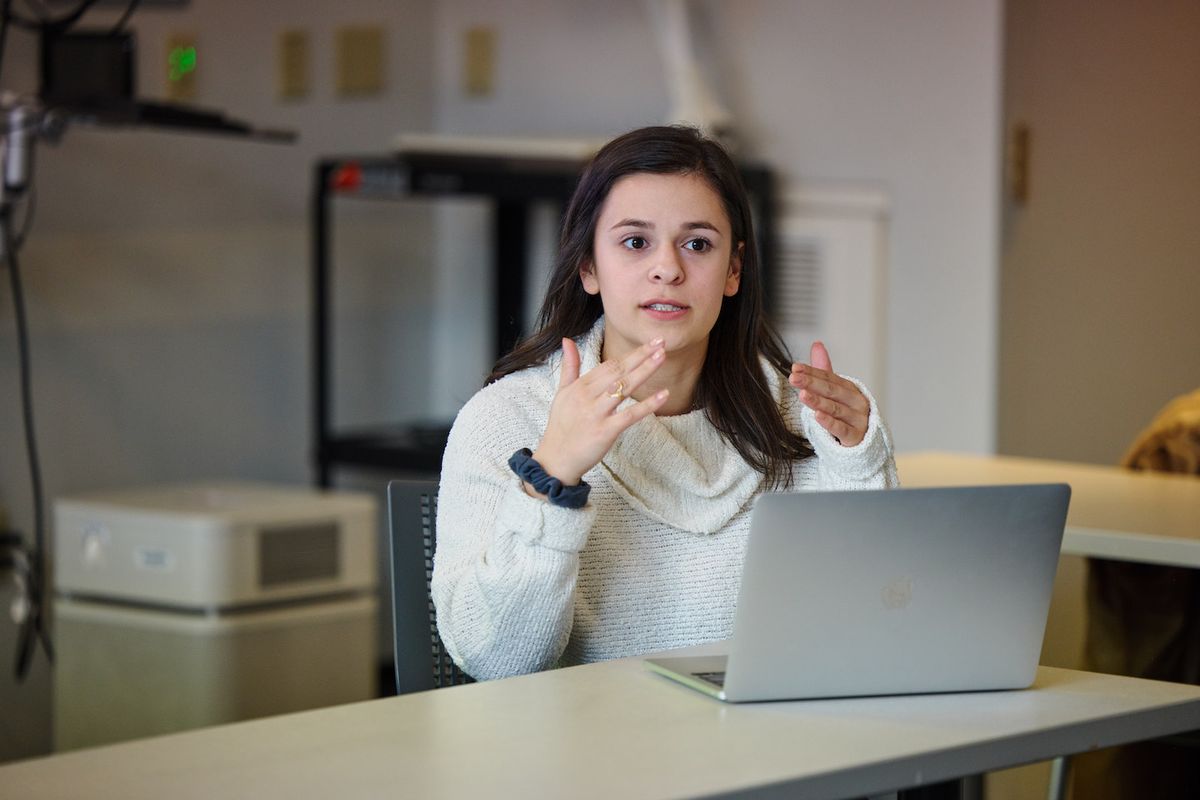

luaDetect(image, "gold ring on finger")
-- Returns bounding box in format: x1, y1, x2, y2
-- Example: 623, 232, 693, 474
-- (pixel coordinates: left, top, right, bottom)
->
607, 380, 626, 400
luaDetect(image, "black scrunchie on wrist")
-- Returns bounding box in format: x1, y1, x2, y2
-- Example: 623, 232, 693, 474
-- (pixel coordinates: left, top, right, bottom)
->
508, 448, 591, 509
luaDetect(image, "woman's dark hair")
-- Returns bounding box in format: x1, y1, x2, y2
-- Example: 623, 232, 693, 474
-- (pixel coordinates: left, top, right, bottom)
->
490, 125, 813, 488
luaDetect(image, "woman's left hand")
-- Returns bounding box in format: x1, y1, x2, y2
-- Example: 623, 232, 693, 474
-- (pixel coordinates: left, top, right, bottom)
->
789, 341, 870, 447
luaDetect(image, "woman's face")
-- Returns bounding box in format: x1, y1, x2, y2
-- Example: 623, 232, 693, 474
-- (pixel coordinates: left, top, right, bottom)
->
581, 171, 742, 365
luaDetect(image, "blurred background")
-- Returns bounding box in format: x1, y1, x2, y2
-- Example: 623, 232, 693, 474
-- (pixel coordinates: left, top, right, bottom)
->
0, 0, 1197, 787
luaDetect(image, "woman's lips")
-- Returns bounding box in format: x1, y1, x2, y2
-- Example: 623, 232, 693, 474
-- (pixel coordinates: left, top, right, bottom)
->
641, 302, 689, 320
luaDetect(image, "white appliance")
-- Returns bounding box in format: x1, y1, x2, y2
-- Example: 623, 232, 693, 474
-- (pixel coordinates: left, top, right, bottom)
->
52, 481, 378, 751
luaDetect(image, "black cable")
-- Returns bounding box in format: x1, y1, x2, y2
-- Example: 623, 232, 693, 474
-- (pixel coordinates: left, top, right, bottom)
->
12, 185, 36, 250
3, 210, 53, 679
52, 0, 103, 31
7, 0, 102, 32
16, 0, 47, 18
5, 4, 54, 31
0, 0, 13, 85
0, 0, 101, 681
108, 0, 139, 36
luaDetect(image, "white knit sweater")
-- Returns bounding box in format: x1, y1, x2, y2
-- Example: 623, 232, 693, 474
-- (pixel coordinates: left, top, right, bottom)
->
432, 319, 898, 681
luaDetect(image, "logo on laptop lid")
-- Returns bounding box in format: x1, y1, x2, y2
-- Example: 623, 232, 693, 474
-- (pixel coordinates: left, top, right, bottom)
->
882, 576, 914, 610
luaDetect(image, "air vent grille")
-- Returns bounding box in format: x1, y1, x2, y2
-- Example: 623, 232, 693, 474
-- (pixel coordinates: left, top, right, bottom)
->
776, 235, 823, 330
259, 522, 340, 587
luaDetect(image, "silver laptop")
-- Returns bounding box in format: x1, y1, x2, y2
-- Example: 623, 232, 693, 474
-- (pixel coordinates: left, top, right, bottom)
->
646, 484, 1071, 702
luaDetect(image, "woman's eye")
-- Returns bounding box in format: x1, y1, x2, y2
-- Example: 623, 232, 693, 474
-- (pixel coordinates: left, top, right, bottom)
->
622, 236, 648, 250
684, 238, 712, 253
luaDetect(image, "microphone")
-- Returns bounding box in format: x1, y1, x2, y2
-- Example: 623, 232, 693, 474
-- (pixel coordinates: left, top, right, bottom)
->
1, 98, 42, 206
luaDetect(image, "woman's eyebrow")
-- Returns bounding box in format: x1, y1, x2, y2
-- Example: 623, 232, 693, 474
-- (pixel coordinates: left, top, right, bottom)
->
609, 219, 722, 232
610, 218, 652, 230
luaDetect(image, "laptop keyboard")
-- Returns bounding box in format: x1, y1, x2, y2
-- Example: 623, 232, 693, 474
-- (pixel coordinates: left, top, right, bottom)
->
693, 671, 726, 687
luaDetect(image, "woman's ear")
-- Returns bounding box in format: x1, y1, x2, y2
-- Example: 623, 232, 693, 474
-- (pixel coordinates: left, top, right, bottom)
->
579, 260, 601, 295
724, 242, 744, 297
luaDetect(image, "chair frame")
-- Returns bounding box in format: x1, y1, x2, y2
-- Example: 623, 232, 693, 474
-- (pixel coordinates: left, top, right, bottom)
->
387, 479, 473, 694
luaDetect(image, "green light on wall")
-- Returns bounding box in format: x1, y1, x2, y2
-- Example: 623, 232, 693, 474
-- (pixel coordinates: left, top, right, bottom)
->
168, 45, 197, 82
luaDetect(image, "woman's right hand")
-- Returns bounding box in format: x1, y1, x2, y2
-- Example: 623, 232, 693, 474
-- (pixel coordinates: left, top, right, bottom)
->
530, 337, 670, 489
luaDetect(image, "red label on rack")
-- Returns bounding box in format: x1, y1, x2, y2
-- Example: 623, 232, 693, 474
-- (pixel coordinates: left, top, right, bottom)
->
331, 163, 363, 192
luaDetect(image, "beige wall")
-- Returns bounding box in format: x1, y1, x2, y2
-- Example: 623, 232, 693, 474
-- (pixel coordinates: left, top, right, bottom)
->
999, 0, 1200, 465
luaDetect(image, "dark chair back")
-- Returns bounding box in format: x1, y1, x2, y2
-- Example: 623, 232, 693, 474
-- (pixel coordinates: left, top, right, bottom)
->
386, 479, 473, 694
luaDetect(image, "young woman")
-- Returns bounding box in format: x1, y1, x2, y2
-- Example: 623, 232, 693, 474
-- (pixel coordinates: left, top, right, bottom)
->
432, 126, 897, 681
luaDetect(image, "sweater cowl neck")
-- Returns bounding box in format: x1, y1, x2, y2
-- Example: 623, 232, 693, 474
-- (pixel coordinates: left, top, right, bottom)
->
554, 317, 762, 535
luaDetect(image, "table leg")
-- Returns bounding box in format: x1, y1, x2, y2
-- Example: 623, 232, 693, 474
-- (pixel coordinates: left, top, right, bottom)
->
1046, 756, 1070, 800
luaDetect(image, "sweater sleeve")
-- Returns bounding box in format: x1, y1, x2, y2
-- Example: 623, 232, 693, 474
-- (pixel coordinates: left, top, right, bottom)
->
795, 375, 899, 490
431, 382, 596, 681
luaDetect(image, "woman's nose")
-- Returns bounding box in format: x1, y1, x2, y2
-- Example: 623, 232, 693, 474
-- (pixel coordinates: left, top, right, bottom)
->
648, 250, 684, 283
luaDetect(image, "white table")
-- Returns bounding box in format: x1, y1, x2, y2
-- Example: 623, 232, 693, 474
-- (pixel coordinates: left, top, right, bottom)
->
3, 653, 1200, 800
896, 451, 1200, 567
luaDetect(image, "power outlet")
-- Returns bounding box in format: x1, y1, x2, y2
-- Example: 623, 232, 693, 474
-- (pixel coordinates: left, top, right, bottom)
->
336, 26, 385, 97
463, 26, 495, 97
278, 29, 310, 100
165, 33, 197, 101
